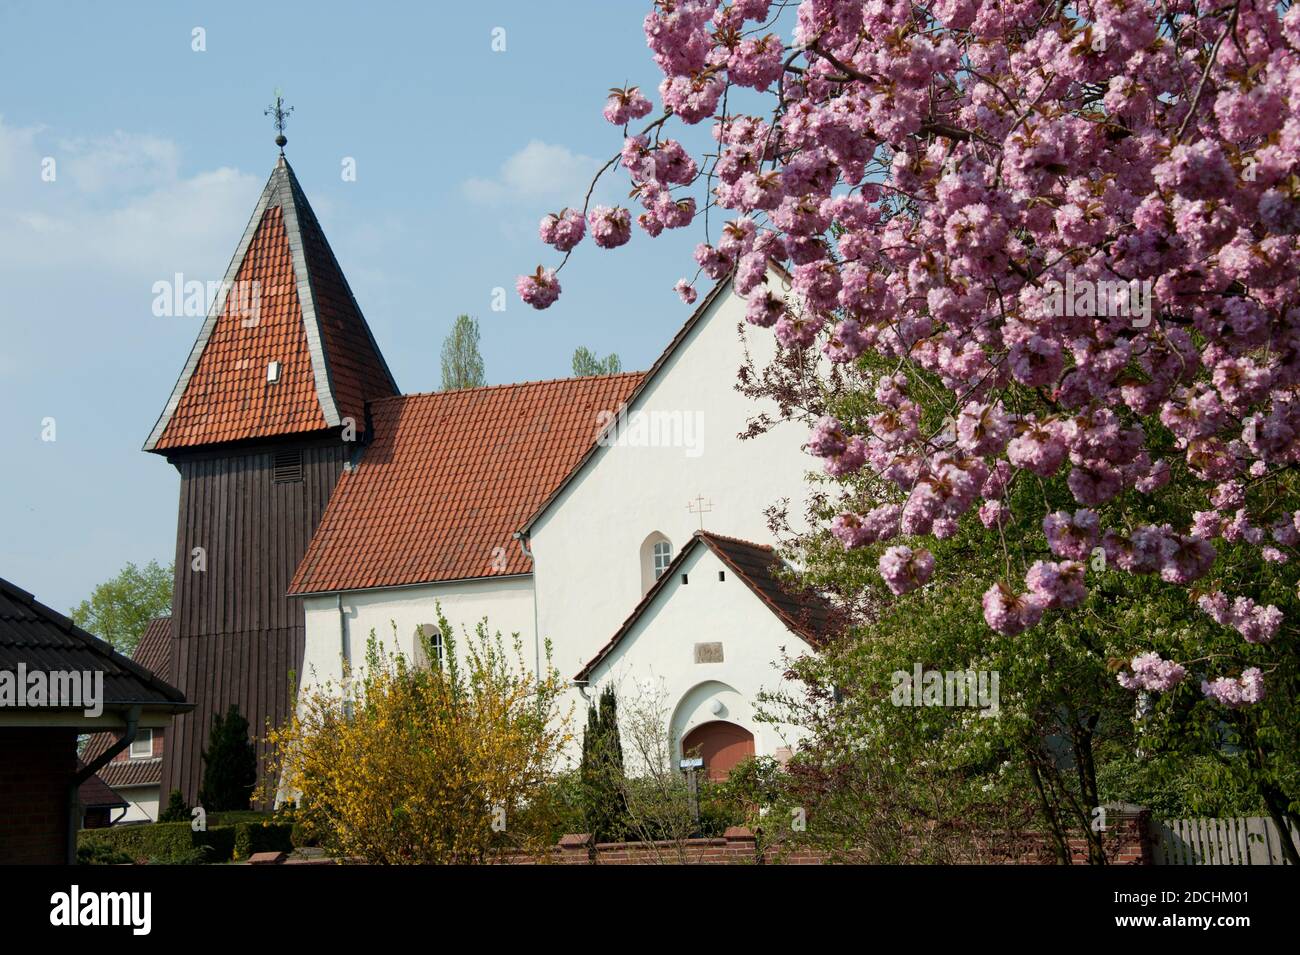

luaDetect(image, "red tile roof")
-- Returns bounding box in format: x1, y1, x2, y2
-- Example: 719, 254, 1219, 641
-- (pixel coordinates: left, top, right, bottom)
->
575, 531, 836, 680
90, 756, 163, 791
145, 157, 396, 452
289, 373, 644, 594
80, 616, 174, 788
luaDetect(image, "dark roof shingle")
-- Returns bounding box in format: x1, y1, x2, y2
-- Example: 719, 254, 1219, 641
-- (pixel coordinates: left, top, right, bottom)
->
0, 584, 186, 710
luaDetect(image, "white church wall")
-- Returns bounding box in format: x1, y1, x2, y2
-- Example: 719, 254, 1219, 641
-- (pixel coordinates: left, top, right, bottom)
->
584, 545, 814, 764
297, 575, 537, 694
529, 274, 814, 677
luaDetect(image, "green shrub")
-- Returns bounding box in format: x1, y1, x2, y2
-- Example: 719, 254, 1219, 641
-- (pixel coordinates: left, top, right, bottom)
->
232, 820, 293, 859
76, 813, 291, 864
158, 789, 190, 822
76, 841, 133, 865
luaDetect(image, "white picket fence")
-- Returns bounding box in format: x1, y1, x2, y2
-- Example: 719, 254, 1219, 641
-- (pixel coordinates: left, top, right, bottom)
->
1151, 816, 1298, 865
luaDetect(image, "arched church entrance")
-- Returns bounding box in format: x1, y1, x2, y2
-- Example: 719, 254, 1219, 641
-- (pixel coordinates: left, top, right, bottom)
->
681, 721, 755, 781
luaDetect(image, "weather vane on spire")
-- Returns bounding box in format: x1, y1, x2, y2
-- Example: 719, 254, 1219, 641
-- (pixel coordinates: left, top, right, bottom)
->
264, 90, 293, 153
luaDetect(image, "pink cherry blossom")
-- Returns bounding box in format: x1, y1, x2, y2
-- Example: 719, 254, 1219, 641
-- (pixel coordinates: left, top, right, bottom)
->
538, 208, 586, 253
515, 267, 561, 309
588, 206, 633, 249
1201, 669, 1266, 708
1117, 653, 1187, 693
982, 582, 1048, 637
878, 546, 935, 595
518, 2, 1300, 693
603, 85, 654, 125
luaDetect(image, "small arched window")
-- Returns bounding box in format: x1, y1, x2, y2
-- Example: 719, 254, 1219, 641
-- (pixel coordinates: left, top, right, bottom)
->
653, 540, 673, 579
640, 532, 673, 594
413, 623, 444, 670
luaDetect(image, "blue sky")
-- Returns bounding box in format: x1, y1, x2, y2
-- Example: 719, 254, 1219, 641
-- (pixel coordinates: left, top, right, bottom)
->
0, 0, 742, 612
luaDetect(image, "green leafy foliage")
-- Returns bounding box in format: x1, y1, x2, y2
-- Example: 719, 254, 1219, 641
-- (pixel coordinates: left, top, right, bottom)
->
440, 314, 486, 391
69, 560, 172, 654
571, 346, 622, 377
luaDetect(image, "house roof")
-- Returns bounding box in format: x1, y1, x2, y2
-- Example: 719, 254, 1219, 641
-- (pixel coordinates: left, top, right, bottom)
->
288, 373, 644, 595
144, 155, 397, 452
129, 616, 172, 682
90, 756, 163, 791
575, 531, 836, 681
78, 767, 129, 810
0, 581, 188, 711
80, 616, 173, 778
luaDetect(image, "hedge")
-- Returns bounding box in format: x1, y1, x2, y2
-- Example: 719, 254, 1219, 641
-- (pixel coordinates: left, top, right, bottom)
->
78, 815, 293, 864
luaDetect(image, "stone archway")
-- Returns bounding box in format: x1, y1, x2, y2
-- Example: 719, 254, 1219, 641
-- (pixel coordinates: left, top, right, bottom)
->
681, 720, 755, 781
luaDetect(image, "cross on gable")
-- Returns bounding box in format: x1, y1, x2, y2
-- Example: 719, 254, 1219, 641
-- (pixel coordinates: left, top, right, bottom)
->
688, 494, 714, 529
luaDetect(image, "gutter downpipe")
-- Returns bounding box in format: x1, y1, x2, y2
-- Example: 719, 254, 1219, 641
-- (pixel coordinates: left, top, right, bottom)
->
513, 531, 541, 677
69, 704, 140, 865
337, 593, 346, 677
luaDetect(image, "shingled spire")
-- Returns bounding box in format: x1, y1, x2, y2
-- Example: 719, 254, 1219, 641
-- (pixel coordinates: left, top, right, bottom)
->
144, 156, 397, 452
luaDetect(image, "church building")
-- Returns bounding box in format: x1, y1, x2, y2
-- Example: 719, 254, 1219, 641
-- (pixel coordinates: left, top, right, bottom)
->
145, 146, 829, 801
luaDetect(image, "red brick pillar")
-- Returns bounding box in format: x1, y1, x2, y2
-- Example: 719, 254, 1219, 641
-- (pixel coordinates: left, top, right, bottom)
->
723, 826, 758, 864
557, 833, 593, 865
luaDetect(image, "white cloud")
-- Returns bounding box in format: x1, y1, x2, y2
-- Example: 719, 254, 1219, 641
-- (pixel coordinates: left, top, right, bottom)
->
0, 117, 261, 279
57, 130, 181, 195
462, 139, 603, 206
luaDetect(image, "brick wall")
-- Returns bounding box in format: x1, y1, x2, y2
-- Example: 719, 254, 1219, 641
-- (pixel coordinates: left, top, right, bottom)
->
0, 727, 78, 864
493, 813, 1153, 865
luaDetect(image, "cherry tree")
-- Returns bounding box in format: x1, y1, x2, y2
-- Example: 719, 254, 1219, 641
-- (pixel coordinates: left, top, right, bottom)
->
519, 1, 1299, 723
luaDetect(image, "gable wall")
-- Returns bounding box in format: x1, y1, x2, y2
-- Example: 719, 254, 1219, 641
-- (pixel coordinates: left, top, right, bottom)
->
530, 277, 813, 676
585, 546, 814, 763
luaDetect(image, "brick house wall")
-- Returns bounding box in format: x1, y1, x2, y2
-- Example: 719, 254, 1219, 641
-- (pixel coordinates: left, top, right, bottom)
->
0, 727, 78, 864
103, 726, 164, 764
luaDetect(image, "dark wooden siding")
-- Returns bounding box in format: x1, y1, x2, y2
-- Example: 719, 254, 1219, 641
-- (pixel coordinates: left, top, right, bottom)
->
160, 439, 347, 804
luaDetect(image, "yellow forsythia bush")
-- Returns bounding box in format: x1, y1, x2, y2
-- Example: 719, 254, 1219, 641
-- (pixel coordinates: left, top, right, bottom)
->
264, 611, 573, 863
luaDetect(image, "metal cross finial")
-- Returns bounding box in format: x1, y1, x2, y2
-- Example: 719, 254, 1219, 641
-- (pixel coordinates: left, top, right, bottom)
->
688, 494, 714, 530
264, 90, 293, 153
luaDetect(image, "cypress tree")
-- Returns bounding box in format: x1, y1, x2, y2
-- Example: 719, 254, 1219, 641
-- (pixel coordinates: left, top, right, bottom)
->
158, 788, 190, 822
579, 685, 629, 841
198, 704, 258, 812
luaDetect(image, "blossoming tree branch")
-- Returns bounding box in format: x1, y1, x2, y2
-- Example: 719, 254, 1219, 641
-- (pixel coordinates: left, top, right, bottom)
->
518, 0, 1299, 714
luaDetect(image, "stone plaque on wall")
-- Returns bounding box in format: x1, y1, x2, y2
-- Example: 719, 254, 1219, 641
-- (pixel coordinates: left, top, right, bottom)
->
694, 642, 724, 663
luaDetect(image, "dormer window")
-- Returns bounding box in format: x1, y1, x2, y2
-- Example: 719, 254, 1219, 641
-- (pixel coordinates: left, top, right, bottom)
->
129, 729, 153, 759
